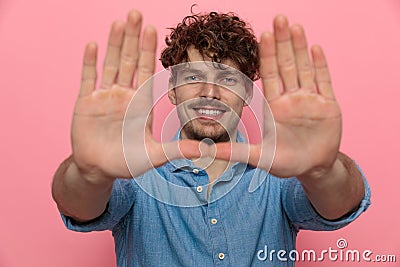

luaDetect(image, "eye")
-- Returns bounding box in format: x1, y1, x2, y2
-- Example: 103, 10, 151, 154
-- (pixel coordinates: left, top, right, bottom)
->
185, 75, 201, 82
221, 77, 237, 86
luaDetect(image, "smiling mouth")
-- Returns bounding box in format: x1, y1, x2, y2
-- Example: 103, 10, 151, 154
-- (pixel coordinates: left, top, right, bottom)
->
192, 107, 226, 120
194, 108, 224, 116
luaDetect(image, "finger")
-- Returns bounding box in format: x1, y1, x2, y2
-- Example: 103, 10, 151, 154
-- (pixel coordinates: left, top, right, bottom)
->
136, 25, 157, 89
215, 142, 252, 163
117, 10, 142, 87
290, 24, 314, 91
136, 26, 157, 128
311, 45, 335, 99
100, 20, 126, 89
259, 32, 281, 101
79, 42, 98, 97
274, 15, 298, 92
162, 140, 203, 162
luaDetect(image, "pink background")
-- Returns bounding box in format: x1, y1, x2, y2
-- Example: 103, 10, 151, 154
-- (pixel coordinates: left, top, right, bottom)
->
1, 0, 400, 266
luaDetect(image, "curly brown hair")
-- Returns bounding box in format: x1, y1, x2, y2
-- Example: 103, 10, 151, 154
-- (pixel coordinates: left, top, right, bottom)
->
160, 11, 259, 81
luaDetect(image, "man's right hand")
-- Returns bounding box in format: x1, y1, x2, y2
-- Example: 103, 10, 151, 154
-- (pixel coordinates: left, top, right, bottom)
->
71, 10, 201, 183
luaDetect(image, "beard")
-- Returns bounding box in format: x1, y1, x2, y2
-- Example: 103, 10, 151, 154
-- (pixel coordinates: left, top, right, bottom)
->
180, 118, 237, 143
177, 98, 242, 143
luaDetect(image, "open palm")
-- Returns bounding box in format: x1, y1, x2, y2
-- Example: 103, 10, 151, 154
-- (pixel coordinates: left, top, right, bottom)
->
71, 10, 200, 180
216, 15, 342, 178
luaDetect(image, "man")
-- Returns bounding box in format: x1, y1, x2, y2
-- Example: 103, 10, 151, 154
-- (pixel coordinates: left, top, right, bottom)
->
52, 9, 370, 266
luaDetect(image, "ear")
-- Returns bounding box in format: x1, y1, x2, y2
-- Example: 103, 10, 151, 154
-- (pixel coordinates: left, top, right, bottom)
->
168, 88, 177, 105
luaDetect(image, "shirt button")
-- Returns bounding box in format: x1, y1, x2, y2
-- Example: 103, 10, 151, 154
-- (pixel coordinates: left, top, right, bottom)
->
196, 186, 203, 193
193, 168, 199, 174
211, 218, 218, 225
218, 253, 225, 260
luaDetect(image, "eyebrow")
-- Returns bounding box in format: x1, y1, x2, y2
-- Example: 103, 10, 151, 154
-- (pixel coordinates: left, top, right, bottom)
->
179, 68, 204, 75
178, 67, 242, 76
215, 70, 242, 77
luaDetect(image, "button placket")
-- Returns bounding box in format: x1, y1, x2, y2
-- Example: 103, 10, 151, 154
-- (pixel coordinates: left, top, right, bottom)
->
206, 202, 229, 265
191, 168, 208, 203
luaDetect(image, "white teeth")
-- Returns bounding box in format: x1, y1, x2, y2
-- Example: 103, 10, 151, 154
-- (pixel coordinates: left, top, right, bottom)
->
197, 109, 222, 116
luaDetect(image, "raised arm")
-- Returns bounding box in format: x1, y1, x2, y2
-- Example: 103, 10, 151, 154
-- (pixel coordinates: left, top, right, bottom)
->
216, 15, 365, 220
263, 15, 365, 219
52, 10, 155, 221
52, 10, 201, 222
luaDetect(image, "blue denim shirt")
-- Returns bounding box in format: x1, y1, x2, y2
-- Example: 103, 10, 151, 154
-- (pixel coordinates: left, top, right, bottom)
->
61, 137, 371, 266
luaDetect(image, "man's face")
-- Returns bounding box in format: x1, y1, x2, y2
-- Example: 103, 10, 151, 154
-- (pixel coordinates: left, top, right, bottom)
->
168, 47, 252, 143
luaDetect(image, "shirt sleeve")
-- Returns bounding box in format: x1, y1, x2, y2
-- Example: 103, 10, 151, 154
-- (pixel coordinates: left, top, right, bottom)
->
281, 165, 371, 232
60, 178, 137, 232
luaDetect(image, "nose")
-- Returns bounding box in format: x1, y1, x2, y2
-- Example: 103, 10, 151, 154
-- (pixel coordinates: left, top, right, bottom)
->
200, 82, 220, 99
